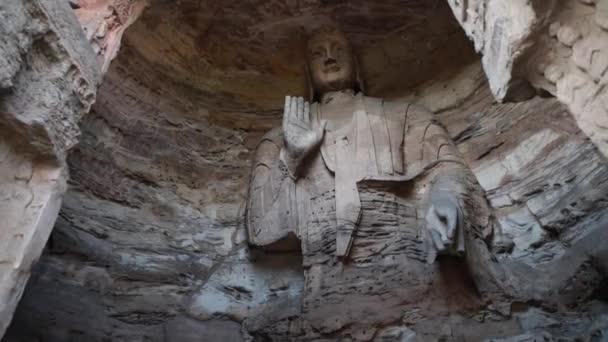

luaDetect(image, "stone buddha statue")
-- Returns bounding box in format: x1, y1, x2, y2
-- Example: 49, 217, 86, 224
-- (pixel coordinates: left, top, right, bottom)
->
245, 28, 502, 338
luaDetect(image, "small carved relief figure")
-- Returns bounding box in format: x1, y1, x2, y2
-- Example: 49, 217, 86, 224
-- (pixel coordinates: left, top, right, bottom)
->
246, 27, 499, 337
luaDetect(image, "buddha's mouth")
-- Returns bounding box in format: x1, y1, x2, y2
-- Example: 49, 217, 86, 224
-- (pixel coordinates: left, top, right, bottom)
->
325, 65, 341, 73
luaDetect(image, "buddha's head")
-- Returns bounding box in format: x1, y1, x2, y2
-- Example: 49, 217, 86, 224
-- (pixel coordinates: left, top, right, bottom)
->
306, 27, 363, 100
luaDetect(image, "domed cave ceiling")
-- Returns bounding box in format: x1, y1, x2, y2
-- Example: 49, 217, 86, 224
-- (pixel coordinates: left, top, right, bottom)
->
4, 0, 608, 341
113, 0, 476, 129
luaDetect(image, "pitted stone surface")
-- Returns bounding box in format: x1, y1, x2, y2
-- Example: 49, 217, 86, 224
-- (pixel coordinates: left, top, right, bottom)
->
0, 0, 100, 337
3, 1, 608, 341
446, 0, 608, 160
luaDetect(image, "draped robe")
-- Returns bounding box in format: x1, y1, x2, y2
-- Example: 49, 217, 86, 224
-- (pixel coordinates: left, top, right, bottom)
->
244, 95, 505, 337
247, 94, 472, 261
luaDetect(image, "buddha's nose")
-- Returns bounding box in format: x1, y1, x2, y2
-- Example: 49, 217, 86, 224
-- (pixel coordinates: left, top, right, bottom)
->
325, 45, 337, 63
324, 57, 337, 66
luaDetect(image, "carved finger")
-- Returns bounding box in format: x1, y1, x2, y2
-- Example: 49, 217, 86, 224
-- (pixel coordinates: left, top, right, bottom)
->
430, 229, 445, 251
445, 206, 458, 242
290, 96, 298, 122
297, 97, 304, 122
284, 96, 291, 115
283, 96, 291, 130
304, 100, 310, 125
426, 205, 447, 246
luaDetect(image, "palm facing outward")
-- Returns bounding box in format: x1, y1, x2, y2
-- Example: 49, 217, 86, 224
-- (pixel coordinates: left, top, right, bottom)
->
280, 96, 326, 176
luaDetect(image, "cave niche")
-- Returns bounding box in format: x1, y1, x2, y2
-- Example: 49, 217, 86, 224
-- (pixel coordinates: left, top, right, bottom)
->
4, 0, 608, 341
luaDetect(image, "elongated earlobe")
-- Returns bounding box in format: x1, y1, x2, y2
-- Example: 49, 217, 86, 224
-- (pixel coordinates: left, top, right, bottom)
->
304, 63, 316, 102
354, 54, 365, 95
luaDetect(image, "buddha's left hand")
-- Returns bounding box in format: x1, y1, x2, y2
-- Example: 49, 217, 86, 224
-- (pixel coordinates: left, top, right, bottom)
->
425, 192, 462, 256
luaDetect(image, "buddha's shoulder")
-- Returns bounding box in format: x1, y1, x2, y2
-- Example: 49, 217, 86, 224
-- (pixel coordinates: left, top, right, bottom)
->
362, 96, 434, 120
256, 126, 284, 150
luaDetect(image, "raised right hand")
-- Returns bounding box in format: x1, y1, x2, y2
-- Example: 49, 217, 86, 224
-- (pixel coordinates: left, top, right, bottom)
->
281, 96, 326, 171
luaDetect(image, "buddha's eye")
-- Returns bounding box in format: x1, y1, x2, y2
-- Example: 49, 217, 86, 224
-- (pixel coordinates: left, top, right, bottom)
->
312, 50, 323, 58
335, 47, 346, 58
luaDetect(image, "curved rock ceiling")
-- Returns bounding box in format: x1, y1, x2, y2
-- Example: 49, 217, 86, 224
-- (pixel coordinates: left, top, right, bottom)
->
5, 0, 608, 341
123, 0, 475, 117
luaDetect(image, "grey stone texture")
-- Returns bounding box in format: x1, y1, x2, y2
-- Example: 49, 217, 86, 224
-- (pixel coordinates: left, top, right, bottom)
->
446, 0, 608, 160
1, 0, 608, 341
0, 0, 101, 337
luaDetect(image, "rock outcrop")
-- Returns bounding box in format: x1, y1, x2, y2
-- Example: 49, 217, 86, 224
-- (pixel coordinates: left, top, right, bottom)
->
446, 0, 608, 160
0, 0, 100, 337
71, 0, 147, 72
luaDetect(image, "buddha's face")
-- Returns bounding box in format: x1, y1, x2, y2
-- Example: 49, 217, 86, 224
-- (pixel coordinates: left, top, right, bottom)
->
307, 31, 356, 95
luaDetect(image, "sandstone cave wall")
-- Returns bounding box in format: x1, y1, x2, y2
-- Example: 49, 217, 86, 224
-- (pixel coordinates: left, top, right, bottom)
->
2, 0, 608, 341
6, 62, 608, 341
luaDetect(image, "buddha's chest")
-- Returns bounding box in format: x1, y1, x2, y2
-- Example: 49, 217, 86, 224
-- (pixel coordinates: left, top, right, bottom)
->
319, 108, 405, 179
299, 174, 430, 266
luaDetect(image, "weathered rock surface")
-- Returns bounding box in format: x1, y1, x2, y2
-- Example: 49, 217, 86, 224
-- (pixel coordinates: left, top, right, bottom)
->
529, 0, 608, 168
431, 65, 608, 304
0, 0, 100, 161
446, 0, 608, 160
0, 0, 100, 337
71, 0, 147, 72
2, 0, 608, 341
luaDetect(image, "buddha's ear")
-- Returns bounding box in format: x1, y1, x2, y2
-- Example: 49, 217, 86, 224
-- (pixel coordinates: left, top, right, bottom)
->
304, 62, 316, 102
354, 53, 365, 95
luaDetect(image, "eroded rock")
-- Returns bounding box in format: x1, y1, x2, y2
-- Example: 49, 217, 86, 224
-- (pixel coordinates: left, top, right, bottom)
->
447, 0, 608, 161
0, 0, 100, 336
2, 1, 608, 341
